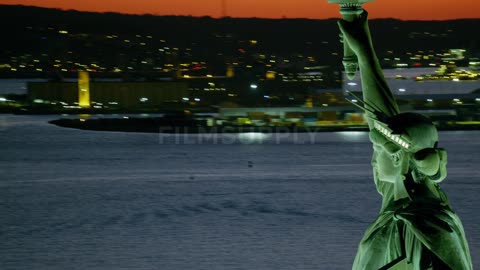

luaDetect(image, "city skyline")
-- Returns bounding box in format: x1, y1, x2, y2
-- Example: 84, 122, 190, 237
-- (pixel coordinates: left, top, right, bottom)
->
1, 0, 479, 20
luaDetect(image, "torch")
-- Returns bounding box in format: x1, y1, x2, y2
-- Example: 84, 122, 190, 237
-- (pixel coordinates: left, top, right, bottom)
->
328, 0, 374, 80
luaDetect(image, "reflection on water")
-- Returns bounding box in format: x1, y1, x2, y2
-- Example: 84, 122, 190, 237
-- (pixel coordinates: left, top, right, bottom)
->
237, 132, 272, 144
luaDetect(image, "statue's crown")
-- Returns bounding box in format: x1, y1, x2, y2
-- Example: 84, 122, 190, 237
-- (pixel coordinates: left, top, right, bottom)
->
345, 92, 437, 151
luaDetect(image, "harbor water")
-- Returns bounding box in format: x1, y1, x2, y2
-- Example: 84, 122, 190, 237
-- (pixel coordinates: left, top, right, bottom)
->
0, 115, 479, 269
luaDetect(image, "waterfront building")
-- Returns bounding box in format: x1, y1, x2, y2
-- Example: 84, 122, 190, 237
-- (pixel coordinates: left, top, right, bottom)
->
78, 71, 90, 108
28, 80, 189, 110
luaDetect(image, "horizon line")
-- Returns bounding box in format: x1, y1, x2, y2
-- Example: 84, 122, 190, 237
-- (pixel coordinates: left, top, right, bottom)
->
2, 4, 480, 22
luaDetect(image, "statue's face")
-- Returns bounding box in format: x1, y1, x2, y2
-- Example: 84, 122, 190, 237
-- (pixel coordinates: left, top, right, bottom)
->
375, 144, 408, 182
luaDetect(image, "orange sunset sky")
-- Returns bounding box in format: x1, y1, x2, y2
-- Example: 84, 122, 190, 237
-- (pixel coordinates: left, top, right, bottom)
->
0, 0, 478, 20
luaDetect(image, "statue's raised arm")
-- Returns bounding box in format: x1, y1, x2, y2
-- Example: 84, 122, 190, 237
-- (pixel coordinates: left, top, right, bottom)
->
338, 11, 399, 126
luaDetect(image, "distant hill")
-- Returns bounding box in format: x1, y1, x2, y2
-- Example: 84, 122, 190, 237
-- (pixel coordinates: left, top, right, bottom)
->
2, 5, 478, 48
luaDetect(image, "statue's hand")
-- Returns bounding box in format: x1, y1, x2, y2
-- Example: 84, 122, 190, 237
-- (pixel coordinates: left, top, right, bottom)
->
337, 11, 373, 59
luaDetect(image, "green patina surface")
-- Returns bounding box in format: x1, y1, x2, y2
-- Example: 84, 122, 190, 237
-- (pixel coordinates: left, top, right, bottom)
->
335, 7, 473, 270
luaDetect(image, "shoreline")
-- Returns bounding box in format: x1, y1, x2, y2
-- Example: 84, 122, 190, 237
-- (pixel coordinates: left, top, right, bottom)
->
49, 117, 480, 134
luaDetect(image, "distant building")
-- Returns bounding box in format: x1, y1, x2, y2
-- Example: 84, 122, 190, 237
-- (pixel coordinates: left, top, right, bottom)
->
28, 81, 189, 109
219, 106, 362, 126
78, 71, 90, 108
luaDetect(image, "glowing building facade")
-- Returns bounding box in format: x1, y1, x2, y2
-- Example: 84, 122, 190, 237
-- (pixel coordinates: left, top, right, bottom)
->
78, 71, 91, 108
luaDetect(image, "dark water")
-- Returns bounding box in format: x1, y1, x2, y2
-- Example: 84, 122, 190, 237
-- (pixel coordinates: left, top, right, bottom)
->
1, 115, 479, 269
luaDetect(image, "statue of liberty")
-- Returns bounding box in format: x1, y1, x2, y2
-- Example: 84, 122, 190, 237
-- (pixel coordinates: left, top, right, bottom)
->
332, 4, 473, 269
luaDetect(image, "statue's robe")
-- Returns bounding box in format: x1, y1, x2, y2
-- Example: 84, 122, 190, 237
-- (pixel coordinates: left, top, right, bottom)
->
352, 173, 472, 270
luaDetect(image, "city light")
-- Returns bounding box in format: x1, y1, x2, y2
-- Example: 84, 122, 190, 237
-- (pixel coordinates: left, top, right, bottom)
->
238, 132, 271, 144
0, 5, 478, 125
337, 131, 367, 142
